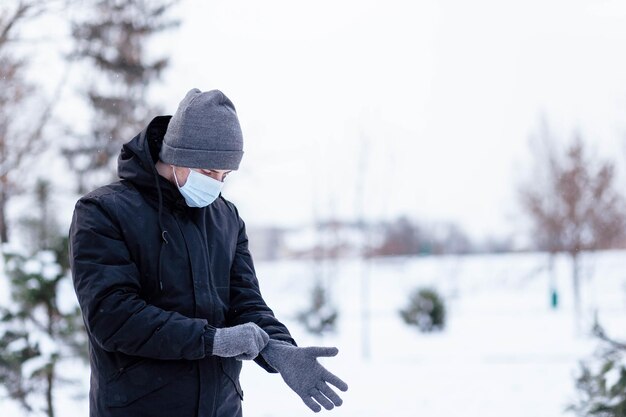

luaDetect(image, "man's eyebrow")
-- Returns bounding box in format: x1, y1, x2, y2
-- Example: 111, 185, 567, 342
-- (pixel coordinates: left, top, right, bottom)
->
201, 169, 232, 174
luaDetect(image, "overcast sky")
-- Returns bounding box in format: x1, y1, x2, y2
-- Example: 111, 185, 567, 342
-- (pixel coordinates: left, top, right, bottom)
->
24, 0, 626, 240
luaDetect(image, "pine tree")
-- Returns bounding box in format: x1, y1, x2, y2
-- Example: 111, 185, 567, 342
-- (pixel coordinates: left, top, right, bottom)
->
566, 317, 626, 416
296, 217, 340, 336
399, 287, 446, 333
296, 281, 339, 336
63, 0, 180, 193
0, 179, 88, 417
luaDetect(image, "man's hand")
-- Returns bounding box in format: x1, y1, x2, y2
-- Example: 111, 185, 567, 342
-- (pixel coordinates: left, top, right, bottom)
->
212, 322, 270, 359
260, 339, 348, 412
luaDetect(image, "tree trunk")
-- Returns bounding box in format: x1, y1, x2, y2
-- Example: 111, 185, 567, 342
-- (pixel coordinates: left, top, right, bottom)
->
46, 302, 56, 417
46, 361, 55, 417
548, 253, 558, 309
0, 178, 8, 243
571, 252, 582, 336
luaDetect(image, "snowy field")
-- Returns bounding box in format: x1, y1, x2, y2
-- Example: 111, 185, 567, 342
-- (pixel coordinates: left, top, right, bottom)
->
2, 250, 626, 417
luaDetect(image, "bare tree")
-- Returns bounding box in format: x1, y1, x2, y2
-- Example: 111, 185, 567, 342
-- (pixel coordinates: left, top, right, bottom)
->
373, 215, 425, 256
0, 1, 64, 243
519, 125, 626, 334
64, 0, 180, 193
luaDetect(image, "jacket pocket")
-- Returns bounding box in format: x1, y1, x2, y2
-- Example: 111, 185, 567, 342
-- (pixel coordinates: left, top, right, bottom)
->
219, 357, 244, 400
105, 358, 193, 408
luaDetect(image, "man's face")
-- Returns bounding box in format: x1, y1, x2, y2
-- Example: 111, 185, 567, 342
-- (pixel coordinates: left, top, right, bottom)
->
172, 166, 231, 186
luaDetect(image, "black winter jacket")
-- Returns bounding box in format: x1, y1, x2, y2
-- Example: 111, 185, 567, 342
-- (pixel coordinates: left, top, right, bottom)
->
68, 115, 297, 417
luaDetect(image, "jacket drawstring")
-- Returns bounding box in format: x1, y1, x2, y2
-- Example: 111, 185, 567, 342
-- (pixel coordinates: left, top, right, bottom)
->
151, 161, 169, 292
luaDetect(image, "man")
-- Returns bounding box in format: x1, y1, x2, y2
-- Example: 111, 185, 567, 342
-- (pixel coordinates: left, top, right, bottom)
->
68, 88, 348, 417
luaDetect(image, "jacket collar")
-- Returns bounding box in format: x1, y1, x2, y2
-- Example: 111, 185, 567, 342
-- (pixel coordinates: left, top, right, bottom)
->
117, 115, 189, 213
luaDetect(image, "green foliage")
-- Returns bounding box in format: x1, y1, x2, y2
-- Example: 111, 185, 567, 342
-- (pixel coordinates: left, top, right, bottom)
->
0, 238, 88, 414
296, 281, 339, 336
399, 287, 446, 332
566, 320, 626, 416
0, 329, 41, 412
0, 179, 88, 415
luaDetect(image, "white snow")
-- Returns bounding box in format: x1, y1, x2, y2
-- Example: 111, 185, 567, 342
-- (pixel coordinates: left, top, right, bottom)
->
1, 250, 625, 417
22, 259, 43, 276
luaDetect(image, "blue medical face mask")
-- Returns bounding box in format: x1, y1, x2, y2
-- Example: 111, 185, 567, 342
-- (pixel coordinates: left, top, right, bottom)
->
172, 166, 224, 207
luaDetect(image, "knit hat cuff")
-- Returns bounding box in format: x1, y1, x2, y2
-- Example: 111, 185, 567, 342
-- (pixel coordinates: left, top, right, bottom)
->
160, 141, 244, 170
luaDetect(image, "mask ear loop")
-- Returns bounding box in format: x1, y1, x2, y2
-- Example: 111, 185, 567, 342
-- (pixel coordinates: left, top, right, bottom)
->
172, 165, 181, 187
172, 166, 194, 188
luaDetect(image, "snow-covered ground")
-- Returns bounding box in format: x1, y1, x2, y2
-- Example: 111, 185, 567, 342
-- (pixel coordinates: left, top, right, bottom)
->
2, 250, 625, 417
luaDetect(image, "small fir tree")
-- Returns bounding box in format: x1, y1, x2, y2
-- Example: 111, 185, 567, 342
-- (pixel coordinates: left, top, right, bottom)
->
566, 317, 626, 416
296, 281, 339, 336
399, 287, 446, 333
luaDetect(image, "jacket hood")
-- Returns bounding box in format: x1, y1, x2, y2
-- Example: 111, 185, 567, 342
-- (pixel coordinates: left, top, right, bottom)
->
117, 115, 188, 211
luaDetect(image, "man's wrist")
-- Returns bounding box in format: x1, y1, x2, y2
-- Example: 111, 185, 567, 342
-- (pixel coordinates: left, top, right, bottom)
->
202, 324, 217, 356
260, 338, 294, 371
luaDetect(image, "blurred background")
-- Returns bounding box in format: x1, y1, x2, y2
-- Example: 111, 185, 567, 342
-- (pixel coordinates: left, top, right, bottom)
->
2, 0, 626, 416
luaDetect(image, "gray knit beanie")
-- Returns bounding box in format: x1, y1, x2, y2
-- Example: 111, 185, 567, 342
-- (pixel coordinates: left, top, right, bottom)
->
159, 88, 244, 170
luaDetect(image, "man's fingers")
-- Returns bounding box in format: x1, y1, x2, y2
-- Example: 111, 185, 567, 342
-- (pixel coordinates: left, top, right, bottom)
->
300, 394, 322, 413
317, 381, 343, 406
323, 370, 349, 391
305, 346, 338, 357
309, 388, 334, 410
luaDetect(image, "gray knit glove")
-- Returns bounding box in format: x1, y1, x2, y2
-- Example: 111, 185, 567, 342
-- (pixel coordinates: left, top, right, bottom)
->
260, 339, 348, 412
212, 322, 270, 360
